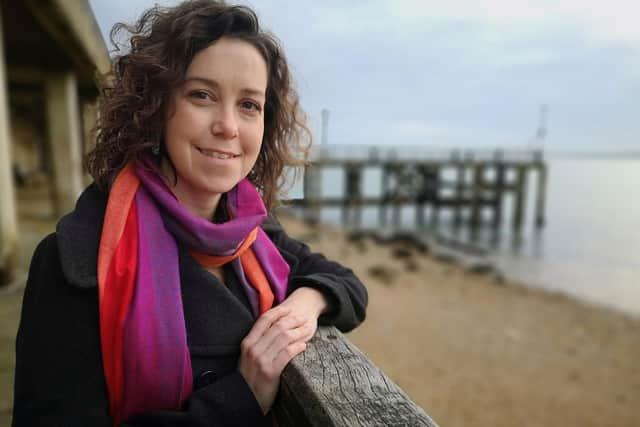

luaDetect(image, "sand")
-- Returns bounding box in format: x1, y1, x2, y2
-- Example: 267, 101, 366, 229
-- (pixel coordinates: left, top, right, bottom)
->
279, 214, 640, 427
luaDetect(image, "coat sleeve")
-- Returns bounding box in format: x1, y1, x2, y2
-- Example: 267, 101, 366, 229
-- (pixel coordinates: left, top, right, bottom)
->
263, 216, 368, 332
12, 234, 269, 427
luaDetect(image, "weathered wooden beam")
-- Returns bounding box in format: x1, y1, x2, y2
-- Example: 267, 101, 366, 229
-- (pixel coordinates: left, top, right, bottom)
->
470, 164, 483, 227
343, 164, 362, 227
493, 150, 505, 228
512, 165, 528, 230
379, 164, 390, 227
303, 163, 321, 225
388, 161, 402, 228
534, 163, 547, 228
274, 327, 439, 427
453, 154, 465, 227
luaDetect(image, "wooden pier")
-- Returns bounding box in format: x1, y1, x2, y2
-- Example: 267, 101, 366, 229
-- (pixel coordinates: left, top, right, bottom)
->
292, 146, 547, 230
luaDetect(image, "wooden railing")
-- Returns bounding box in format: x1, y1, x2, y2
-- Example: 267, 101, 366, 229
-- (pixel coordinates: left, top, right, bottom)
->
274, 327, 439, 426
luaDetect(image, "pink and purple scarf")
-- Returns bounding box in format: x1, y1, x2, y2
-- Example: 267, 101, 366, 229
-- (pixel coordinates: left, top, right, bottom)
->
97, 155, 290, 424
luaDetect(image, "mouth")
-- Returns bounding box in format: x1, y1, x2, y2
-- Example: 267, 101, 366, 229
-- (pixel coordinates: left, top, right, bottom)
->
195, 146, 240, 160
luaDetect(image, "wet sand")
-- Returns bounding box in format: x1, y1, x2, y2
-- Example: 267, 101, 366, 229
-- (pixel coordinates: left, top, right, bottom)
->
279, 215, 640, 427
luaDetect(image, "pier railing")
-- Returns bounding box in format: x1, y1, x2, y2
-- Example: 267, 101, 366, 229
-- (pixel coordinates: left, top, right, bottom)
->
274, 327, 439, 426
309, 144, 543, 163
290, 147, 547, 230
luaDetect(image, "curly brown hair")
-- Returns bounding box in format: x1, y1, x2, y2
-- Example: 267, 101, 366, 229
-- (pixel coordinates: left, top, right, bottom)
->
86, 0, 310, 209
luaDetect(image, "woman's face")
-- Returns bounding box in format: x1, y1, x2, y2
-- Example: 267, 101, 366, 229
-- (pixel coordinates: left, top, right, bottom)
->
163, 37, 268, 214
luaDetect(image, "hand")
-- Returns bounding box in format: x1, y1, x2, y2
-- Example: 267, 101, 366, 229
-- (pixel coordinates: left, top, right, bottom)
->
238, 306, 308, 414
277, 287, 329, 343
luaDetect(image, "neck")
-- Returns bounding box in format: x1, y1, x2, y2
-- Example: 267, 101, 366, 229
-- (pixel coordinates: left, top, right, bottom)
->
160, 160, 221, 220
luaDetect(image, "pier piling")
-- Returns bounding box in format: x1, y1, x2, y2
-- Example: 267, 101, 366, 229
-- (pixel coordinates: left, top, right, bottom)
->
512, 165, 528, 230
534, 150, 547, 228
493, 150, 505, 228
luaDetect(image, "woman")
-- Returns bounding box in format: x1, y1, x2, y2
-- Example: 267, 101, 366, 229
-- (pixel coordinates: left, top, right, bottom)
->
12, 1, 367, 426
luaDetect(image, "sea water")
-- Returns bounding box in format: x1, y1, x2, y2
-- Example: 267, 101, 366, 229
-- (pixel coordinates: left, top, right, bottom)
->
287, 155, 640, 317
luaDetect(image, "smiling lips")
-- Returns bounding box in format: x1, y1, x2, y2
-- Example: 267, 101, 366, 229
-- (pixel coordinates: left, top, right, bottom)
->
195, 146, 239, 160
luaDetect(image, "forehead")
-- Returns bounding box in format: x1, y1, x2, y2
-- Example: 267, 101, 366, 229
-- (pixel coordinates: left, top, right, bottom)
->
186, 37, 268, 93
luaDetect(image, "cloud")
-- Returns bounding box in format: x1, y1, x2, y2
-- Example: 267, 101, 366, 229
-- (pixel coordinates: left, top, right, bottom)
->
90, 0, 640, 150
299, 0, 640, 57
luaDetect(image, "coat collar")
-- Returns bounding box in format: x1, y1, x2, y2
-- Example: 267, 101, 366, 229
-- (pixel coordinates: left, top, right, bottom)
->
56, 184, 107, 289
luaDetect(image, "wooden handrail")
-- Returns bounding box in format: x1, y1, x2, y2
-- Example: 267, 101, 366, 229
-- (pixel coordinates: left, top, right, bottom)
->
274, 327, 439, 426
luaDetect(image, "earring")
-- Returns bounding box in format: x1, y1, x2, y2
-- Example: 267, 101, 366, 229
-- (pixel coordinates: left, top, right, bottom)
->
151, 143, 160, 156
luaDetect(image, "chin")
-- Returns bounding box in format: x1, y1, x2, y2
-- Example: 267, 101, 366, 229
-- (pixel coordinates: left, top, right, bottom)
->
199, 176, 241, 195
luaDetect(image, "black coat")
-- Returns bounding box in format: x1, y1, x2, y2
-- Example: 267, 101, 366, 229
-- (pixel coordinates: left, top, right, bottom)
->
12, 185, 367, 427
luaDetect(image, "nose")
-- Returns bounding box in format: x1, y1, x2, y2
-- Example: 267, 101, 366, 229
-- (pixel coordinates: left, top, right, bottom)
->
211, 105, 238, 140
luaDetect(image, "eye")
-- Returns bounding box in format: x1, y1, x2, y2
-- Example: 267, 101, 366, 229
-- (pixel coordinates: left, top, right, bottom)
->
188, 90, 213, 101
241, 100, 262, 112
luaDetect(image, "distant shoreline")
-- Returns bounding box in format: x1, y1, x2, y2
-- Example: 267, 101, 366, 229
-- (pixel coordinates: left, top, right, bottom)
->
546, 150, 640, 159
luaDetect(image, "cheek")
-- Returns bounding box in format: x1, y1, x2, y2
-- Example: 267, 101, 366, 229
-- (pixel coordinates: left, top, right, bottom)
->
166, 102, 207, 142
250, 135, 264, 166
251, 123, 265, 155
240, 119, 263, 153
243, 132, 264, 175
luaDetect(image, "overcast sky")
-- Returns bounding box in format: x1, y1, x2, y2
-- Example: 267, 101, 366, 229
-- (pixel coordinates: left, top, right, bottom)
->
88, 0, 640, 152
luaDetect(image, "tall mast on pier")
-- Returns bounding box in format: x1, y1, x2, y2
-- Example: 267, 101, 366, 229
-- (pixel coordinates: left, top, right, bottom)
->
534, 104, 548, 150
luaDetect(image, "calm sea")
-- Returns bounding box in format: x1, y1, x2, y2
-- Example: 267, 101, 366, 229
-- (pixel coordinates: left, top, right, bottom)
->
288, 154, 640, 317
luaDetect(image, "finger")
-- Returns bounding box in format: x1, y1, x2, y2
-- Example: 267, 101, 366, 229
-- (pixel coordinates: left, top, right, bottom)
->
263, 323, 309, 360
300, 323, 317, 342
250, 315, 307, 358
242, 305, 291, 349
272, 341, 307, 374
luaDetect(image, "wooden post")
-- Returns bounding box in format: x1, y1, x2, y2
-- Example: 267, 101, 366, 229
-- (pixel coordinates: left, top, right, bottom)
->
470, 164, 483, 227
343, 164, 362, 228
452, 150, 464, 227
354, 168, 362, 228
303, 162, 321, 225
387, 151, 401, 228
46, 71, 84, 217
341, 166, 350, 226
512, 165, 528, 229
492, 150, 505, 228
534, 151, 547, 228
0, 11, 18, 284
428, 165, 440, 227
415, 165, 427, 227
379, 164, 389, 227
391, 163, 401, 228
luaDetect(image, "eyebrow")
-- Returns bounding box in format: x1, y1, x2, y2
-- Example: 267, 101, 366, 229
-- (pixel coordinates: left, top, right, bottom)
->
184, 76, 266, 99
